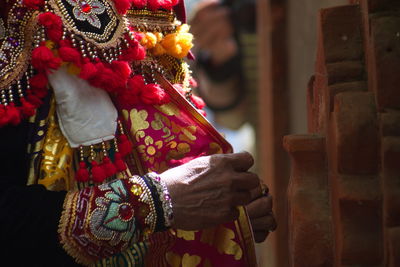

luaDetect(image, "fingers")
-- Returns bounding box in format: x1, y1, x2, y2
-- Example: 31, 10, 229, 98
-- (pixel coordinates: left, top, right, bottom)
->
254, 231, 269, 243
246, 195, 273, 219
226, 151, 254, 172
251, 214, 277, 235
231, 191, 252, 206
231, 171, 259, 191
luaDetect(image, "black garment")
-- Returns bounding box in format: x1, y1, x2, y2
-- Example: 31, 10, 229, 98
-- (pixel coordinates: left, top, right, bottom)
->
0, 121, 79, 266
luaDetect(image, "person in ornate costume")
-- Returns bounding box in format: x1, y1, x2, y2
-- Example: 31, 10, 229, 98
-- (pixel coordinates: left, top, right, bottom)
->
0, 0, 276, 266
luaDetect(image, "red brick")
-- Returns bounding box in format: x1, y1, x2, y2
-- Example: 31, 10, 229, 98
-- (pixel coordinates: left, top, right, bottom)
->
326, 61, 365, 85
381, 111, 400, 137
328, 81, 367, 112
359, 0, 400, 13
382, 137, 400, 227
387, 227, 400, 267
332, 92, 378, 174
337, 198, 383, 265
320, 5, 364, 63
284, 135, 334, 267
330, 173, 383, 265
369, 16, 400, 109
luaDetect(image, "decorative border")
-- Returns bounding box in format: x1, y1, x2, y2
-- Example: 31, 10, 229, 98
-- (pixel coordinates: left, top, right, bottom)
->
49, 0, 127, 48
0, 6, 38, 88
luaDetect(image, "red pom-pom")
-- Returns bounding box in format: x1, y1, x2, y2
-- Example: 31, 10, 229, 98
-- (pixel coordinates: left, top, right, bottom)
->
38, 12, 63, 41
120, 42, 146, 61
199, 109, 207, 117
141, 83, 170, 105
31, 46, 61, 71
102, 156, 117, 177
111, 61, 131, 80
59, 46, 82, 66
91, 161, 107, 183
22, 0, 44, 10
114, 152, 127, 172
112, 0, 131, 14
147, 0, 161, 10
32, 86, 48, 98
190, 95, 205, 109
80, 58, 98, 80
90, 67, 124, 93
75, 162, 90, 182
189, 78, 198, 88
0, 105, 9, 126
132, 0, 147, 9
118, 134, 133, 156
127, 75, 145, 92
26, 93, 43, 107
6, 104, 22, 126
29, 73, 48, 89
20, 98, 36, 117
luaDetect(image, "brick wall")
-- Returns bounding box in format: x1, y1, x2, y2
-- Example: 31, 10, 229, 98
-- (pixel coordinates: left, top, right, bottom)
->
284, 0, 400, 266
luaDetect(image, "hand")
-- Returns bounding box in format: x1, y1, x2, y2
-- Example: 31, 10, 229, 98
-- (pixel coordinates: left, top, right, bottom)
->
190, 0, 238, 65
160, 151, 259, 230
246, 185, 277, 243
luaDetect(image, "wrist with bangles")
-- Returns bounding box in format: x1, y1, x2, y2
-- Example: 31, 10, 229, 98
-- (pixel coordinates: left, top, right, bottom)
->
141, 172, 174, 230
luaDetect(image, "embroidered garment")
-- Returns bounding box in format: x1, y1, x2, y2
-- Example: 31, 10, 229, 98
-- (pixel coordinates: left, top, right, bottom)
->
0, 0, 257, 266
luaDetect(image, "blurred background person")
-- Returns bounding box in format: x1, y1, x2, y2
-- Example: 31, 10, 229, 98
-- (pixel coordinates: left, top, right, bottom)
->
187, 0, 258, 156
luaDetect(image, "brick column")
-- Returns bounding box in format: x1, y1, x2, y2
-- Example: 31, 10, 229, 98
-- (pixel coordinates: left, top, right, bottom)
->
285, 1, 400, 266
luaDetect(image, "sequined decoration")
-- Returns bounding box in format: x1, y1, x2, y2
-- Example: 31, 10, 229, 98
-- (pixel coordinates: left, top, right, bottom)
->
58, 176, 161, 265
66, 0, 106, 29
0, 18, 5, 40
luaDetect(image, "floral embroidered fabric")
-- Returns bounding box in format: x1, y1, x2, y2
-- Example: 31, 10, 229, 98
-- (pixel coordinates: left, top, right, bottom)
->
59, 176, 164, 265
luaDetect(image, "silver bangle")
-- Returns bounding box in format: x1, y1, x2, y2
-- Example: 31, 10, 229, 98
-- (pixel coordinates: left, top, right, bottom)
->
146, 172, 174, 228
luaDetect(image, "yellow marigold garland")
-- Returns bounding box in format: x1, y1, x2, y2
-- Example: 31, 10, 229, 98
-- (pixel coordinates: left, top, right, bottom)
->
140, 24, 193, 59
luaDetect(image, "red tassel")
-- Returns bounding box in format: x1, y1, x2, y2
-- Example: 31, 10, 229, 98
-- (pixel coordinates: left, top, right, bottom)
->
127, 75, 145, 92
114, 152, 127, 172
91, 161, 107, 183
112, 0, 131, 14
102, 156, 117, 177
38, 12, 63, 42
132, 0, 146, 9
26, 93, 43, 107
118, 75, 145, 105
141, 83, 170, 105
75, 162, 90, 182
20, 98, 36, 117
118, 134, 133, 156
0, 105, 9, 127
6, 104, 22, 126
89, 65, 124, 93
31, 45, 61, 71
80, 58, 98, 80
147, 0, 161, 10
32, 87, 49, 98
189, 78, 198, 88
22, 0, 44, 10
190, 95, 206, 109
59, 46, 82, 66
120, 41, 146, 61
29, 73, 48, 89
111, 61, 131, 80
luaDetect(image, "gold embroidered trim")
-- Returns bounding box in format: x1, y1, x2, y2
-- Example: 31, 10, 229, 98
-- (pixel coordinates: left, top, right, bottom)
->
0, 8, 39, 88
126, 9, 179, 33
49, 0, 127, 48
58, 190, 93, 266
